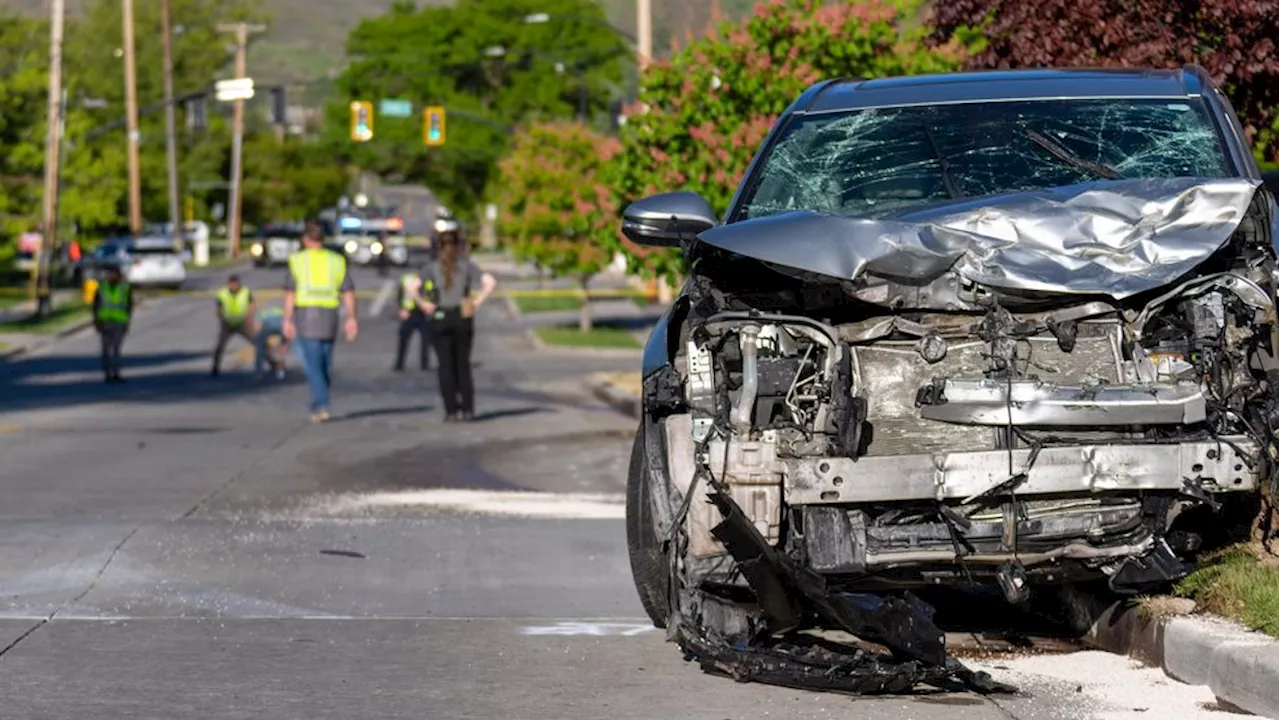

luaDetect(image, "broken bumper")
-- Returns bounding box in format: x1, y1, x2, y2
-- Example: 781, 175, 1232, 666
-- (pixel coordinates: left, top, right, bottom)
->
785, 438, 1259, 505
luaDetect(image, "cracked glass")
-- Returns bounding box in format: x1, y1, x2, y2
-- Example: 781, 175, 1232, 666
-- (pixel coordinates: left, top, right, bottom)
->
735, 99, 1231, 221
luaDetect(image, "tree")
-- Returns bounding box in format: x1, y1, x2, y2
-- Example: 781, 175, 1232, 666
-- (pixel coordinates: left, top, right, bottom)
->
609, 0, 972, 284
241, 128, 350, 224
327, 0, 631, 219
0, 11, 50, 239
930, 0, 1279, 163
496, 121, 618, 331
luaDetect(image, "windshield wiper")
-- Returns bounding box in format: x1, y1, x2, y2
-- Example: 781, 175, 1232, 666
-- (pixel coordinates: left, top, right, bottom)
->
1024, 130, 1120, 180
921, 125, 963, 199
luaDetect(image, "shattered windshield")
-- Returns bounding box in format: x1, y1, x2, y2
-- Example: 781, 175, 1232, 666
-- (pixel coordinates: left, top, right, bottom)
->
734, 98, 1231, 221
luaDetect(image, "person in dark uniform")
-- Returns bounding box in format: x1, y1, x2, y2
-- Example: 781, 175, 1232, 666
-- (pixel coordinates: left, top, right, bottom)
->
92, 263, 133, 383
408, 227, 496, 421
394, 263, 432, 372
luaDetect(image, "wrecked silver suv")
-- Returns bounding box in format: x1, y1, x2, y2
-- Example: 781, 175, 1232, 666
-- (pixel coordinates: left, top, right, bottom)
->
622, 68, 1277, 692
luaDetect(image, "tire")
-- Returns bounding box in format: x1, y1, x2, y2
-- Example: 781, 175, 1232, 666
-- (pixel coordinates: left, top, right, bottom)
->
626, 421, 671, 628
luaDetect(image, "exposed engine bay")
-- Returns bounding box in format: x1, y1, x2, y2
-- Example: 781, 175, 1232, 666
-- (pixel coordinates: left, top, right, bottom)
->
636, 178, 1278, 693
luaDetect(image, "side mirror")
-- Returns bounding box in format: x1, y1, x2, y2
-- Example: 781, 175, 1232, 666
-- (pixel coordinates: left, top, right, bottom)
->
621, 191, 717, 248
1262, 170, 1278, 200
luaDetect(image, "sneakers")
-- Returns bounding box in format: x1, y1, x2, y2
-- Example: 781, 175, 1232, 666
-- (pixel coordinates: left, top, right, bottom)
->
309, 409, 331, 424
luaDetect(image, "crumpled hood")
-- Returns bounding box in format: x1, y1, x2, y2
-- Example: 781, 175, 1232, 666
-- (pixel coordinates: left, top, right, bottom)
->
697, 177, 1268, 300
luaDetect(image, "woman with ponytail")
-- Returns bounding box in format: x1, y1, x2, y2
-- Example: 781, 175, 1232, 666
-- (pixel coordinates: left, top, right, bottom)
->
411, 224, 497, 421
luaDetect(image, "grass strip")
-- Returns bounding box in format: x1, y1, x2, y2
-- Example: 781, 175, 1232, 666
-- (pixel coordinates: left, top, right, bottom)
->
1175, 543, 1279, 637
534, 325, 641, 349
0, 300, 92, 335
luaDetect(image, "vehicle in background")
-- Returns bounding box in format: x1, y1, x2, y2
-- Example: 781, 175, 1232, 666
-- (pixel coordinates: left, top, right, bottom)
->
13, 230, 42, 272
320, 207, 410, 267
251, 222, 306, 267
83, 236, 186, 289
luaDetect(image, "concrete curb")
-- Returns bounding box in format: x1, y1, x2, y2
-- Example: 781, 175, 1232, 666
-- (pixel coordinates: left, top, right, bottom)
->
0, 293, 157, 362
587, 375, 642, 419
1087, 604, 1278, 717
0, 316, 96, 361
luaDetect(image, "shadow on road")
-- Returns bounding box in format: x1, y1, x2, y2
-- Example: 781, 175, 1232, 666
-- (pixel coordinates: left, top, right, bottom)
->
0, 350, 304, 415
472, 407, 546, 422
341, 404, 434, 421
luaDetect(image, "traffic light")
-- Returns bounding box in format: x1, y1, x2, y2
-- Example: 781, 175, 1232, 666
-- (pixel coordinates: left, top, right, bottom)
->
424, 106, 446, 146
270, 87, 287, 126
350, 101, 373, 142
186, 94, 207, 131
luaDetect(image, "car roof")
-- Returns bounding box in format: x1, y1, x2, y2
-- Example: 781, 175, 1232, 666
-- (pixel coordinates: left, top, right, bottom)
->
130, 236, 180, 247
801, 67, 1211, 113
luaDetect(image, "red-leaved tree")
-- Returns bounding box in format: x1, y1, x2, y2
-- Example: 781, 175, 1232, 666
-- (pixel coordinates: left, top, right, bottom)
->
495, 122, 620, 332
931, 0, 1279, 162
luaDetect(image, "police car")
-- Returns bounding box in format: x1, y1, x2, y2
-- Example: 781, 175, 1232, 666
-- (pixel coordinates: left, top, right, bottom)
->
335, 211, 410, 267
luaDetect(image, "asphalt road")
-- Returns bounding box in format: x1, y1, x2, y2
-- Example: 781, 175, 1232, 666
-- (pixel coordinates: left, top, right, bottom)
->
0, 258, 1245, 719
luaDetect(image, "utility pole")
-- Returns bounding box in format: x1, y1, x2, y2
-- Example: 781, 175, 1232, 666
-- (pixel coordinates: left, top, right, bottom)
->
122, 0, 142, 236
160, 0, 181, 251
34, 0, 66, 317
217, 22, 265, 258
636, 0, 652, 70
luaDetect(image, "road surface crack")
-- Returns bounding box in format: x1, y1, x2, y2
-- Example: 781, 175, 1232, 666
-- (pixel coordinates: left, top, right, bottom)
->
180, 421, 309, 519
0, 526, 140, 662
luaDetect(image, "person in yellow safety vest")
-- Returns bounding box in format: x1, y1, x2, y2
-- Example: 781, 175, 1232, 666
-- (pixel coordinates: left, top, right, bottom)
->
394, 264, 433, 372
92, 263, 133, 384
282, 221, 358, 423
210, 274, 257, 377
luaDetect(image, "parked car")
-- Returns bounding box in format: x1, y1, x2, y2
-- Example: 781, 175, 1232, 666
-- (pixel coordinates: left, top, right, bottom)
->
251, 222, 306, 267
621, 67, 1278, 685
85, 237, 186, 289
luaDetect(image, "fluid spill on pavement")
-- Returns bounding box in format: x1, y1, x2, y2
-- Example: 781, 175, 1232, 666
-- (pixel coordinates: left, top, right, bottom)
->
304, 489, 625, 519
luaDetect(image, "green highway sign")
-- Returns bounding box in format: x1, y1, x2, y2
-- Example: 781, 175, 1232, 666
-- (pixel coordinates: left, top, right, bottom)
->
379, 99, 413, 118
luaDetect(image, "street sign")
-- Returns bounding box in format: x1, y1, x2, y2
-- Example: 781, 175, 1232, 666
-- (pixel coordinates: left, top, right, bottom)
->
379, 99, 412, 118
214, 77, 254, 102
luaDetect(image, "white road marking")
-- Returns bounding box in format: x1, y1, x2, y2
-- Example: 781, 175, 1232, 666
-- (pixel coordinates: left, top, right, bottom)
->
312, 489, 626, 519
367, 278, 397, 318
521, 622, 656, 637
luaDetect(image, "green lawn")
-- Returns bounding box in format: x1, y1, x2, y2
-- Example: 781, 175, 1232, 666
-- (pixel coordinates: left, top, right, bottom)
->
1175, 544, 1279, 637
512, 290, 653, 314
514, 295, 584, 313
534, 325, 642, 349
0, 292, 26, 311
0, 300, 92, 334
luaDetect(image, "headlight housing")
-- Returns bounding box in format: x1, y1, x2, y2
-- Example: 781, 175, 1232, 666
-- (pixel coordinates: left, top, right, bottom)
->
371, 241, 384, 255
343, 240, 358, 254
250, 243, 263, 257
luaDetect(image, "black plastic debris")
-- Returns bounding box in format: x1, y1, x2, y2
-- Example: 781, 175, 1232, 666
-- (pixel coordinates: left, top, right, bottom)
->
319, 549, 366, 559
677, 488, 1016, 695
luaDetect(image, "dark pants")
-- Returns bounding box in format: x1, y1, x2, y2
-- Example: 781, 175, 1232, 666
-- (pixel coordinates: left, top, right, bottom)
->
212, 320, 253, 373
395, 313, 432, 370
99, 323, 127, 378
431, 312, 475, 415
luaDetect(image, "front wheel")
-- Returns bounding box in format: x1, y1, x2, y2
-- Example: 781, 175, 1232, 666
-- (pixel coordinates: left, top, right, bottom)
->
625, 421, 671, 628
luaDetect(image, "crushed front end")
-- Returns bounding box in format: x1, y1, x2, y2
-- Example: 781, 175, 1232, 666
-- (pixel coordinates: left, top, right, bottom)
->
639, 178, 1278, 693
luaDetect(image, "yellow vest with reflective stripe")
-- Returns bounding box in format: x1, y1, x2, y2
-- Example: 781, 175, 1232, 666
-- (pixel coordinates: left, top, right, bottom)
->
216, 286, 251, 324
97, 282, 130, 324
289, 248, 346, 309
401, 273, 417, 310
400, 273, 435, 311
